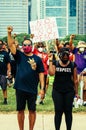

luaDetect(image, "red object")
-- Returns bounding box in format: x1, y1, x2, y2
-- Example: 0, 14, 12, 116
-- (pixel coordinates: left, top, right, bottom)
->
33, 48, 48, 75
69, 52, 74, 61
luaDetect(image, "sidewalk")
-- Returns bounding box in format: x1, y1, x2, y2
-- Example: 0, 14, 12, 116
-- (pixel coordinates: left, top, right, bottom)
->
0, 113, 86, 130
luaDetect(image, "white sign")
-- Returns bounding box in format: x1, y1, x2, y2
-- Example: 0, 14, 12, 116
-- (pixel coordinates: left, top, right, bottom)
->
30, 17, 59, 42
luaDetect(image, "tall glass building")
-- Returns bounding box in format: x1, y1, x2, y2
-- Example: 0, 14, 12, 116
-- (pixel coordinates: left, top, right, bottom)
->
1, 0, 85, 38
37, 0, 77, 38
68, 0, 76, 34
77, 0, 86, 34
0, 0, 29, 37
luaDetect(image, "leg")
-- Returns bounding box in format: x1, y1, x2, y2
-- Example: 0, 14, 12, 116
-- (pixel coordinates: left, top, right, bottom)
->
83, 76, 86, 105
54, 110, 63, 130
45, 75, 49, 93
52, 89, 63, 130
29, 110, 36, 130
27, 93, 37, 130
2, 89, 7, 104
17, 110, 25, 130
1, 75, 7, 104
64, 92, 74, 130
16, 90, 26, 130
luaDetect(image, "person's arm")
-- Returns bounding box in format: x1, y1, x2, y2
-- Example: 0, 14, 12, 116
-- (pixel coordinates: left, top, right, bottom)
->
39, 72, 45, 99
73, 67, 79, 97
80, 69, 86, 76
48, 53, 56, 76
55, 38, 60, 52
7, 26, 16, 55
7, 63, 11, 78
69, 34, 75, 51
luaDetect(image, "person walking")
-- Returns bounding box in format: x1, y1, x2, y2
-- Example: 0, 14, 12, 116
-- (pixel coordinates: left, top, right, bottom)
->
33, 42, 49, 104
48, 47, 79, 130
7, 26, 45, 130
0, 40, 11, 104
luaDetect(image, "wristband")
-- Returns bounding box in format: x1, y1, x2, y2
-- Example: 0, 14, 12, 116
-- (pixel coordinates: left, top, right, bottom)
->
8, 72, 11, 75
41, 87, 45, 90
49, 60, 53, 62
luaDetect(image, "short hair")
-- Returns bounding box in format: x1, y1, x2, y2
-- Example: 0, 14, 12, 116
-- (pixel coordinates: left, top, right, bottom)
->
59, 47, 69, 53
37, 42, 45, 47
64, 41, 69, 47
59, 47, 70, 59
22, 38, 32, 45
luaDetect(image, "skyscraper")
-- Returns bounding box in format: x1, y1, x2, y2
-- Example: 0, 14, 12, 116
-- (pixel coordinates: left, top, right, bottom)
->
77, 0, 86, 34
68, 0, 77, 34
37, 0, 77, 38
1, 0, 85, 39
0, 0, 29, 37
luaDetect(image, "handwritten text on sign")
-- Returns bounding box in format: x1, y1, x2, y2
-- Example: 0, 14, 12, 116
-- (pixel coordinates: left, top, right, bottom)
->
30, 17, 59, 42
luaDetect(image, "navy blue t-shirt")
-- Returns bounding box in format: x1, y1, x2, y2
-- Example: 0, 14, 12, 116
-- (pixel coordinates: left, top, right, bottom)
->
13, 50, 44, 94
0, 51, 10, 75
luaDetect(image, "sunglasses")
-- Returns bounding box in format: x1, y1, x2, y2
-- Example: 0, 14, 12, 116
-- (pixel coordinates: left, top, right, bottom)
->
23, 44, 32, 47
0, 43, 3, 45
38, 46, 43, 48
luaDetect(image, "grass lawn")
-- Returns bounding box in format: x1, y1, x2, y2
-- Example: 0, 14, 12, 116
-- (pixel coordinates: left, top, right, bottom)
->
0, 76, 86, 113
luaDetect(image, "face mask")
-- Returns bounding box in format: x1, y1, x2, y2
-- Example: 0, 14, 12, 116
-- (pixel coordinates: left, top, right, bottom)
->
22, 46, 32, 53
38, 47, 43, 52
79, 48, 85, 53
61, 59, 69, 64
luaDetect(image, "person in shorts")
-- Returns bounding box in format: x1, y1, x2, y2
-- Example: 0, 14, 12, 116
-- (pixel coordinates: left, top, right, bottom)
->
0, 40, 11, 104
7, 26, 45, 130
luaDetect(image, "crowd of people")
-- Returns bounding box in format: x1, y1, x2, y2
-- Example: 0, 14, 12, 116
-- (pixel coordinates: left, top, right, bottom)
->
0, 26, 86, 130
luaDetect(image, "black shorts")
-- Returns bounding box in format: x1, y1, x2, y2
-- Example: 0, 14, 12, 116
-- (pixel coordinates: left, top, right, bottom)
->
0, 75, 7, 90
16, 89, 37, 111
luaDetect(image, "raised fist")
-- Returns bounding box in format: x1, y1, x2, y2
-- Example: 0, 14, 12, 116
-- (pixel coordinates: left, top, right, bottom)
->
7, 26, 13, 33
30, 34, 34, 39
70, 34, 75, 39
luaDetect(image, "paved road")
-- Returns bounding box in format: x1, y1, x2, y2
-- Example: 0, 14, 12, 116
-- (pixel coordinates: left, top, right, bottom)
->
0, 113, 86, 130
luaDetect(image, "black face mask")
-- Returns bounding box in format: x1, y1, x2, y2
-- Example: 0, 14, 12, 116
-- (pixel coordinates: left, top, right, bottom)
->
61, 59, 68, 64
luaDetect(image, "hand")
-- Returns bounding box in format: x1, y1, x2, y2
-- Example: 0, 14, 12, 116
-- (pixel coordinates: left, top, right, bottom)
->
7, 26, 13, 33
39, 90, 45, 99
30, 34, 34, 39
48, 52, 53, 61
70, 34, 75, 40
80, 71, 86, 76
75, 94, 80, 99
28, 58, 37, 70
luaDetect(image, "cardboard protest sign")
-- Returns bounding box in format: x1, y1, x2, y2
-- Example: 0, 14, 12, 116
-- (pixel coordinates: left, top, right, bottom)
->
30, 17, 59, 42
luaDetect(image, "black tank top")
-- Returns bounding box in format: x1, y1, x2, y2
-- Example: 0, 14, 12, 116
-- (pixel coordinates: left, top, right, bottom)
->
53, 61, 76, 93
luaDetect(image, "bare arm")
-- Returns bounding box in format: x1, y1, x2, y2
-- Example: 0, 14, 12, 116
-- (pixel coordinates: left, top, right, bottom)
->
7, 63, 11, 78
7, 26, 16, 55
69, 34, 75, 51
39, 72, 45, 99
55, 39, 59, 52
48, 62, 55, 76
39, 72, 44, 89
48, 53, 56, 76
73, 67, 78, 96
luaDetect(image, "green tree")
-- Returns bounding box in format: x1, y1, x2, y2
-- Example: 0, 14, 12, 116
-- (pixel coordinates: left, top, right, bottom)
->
62, 34, 86, 46
1, 33, 30, 45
